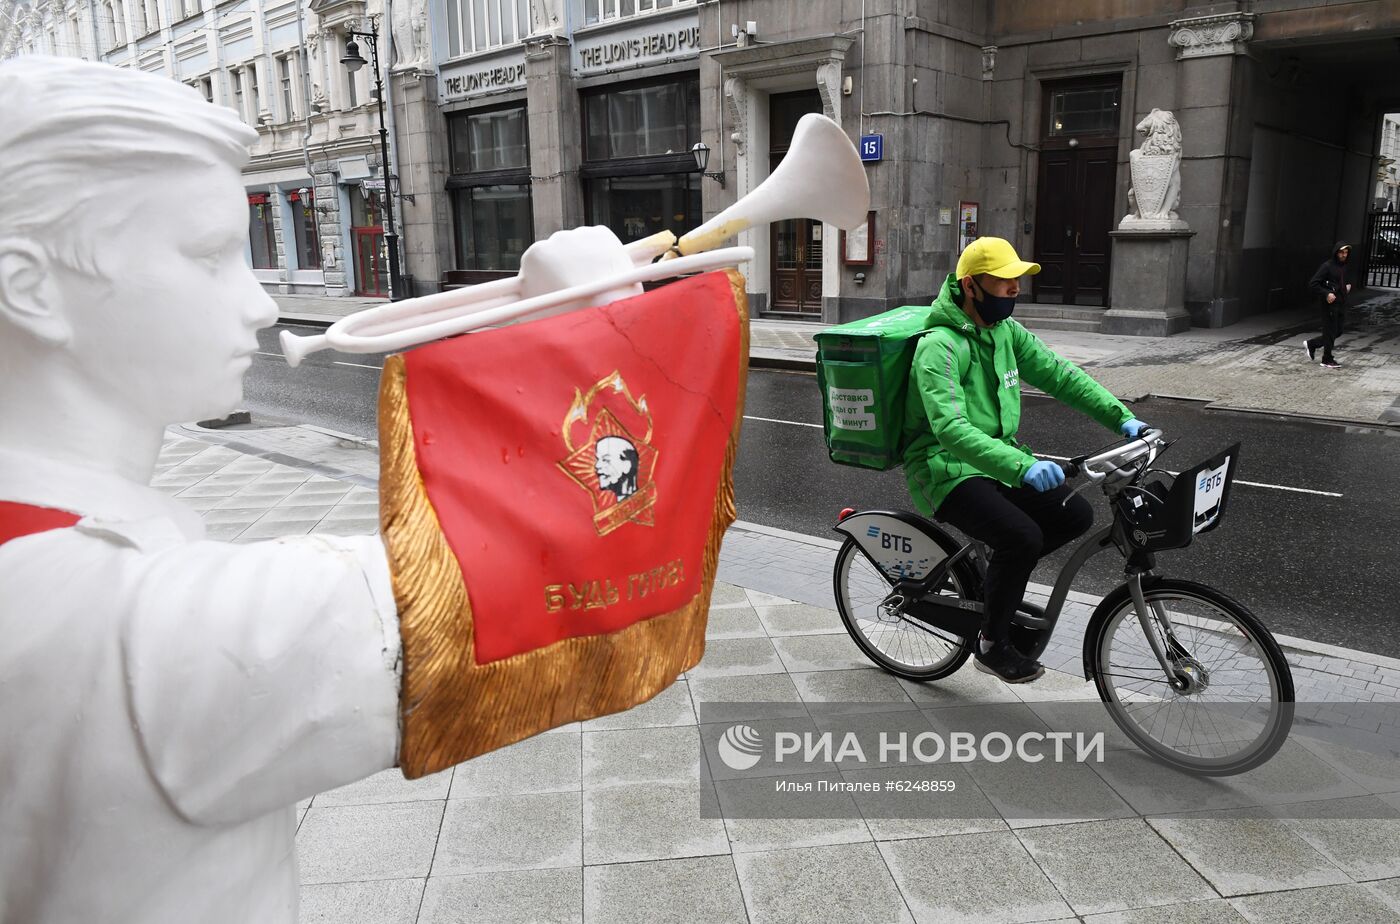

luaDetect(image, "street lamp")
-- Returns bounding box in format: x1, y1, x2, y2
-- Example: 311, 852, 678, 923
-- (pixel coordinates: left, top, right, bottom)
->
689, 141, 727, 188
341, 19, 406, 300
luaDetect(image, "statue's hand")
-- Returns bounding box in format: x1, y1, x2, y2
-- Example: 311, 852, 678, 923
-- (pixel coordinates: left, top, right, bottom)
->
512, 226, 643, 322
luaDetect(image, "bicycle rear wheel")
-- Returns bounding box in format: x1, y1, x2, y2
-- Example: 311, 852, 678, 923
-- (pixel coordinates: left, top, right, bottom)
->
1088, 578, 1294, 776
832, 537, 975, 681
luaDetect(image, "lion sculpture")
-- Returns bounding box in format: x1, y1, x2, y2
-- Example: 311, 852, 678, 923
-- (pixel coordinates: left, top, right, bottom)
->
1121, 108, 1186, 229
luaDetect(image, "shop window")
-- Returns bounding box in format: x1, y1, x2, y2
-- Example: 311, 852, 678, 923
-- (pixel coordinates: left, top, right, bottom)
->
449, 106, 529, 173
247, 194, 277, 270
584, 0, 690, 26
452, 186, 532, 271
445, 0, 530, 57
581, 76, 701, 245
447, 104, 534, 275
1046, 84, 1120, 137
288, 189, 320, 270
586, 174, 700, 245
584, 77, 698, 161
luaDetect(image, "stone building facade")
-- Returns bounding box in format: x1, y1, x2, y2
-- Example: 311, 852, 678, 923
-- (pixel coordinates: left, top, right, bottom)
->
6, 0, 1399, 322
1, 0, 407, 297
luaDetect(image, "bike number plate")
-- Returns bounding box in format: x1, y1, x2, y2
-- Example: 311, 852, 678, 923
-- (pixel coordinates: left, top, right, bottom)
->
845, 514, 947, 580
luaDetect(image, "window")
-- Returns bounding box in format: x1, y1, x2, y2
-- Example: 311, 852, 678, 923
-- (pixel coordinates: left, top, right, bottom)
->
447, 104, 534, 273
587, 174, 699, 245
288, 189, 321, 269
581, 77, 701, 245
246, 65, 261, 123
247, 194, 277, 269
142, 0, 159, 34
583, 78, 698, 161
105, 0, 126, 46
449, 106, 529, 173
200, 75, 213, 103
445, 0, 530, 57
230, 68, 244, 120
279, 55, 295, 121
1047, 84, 1121, 137
583, 0, 688, 25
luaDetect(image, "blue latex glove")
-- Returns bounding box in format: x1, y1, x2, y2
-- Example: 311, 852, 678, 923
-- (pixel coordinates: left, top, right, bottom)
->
1120, 418, 1149, 439
1023, 460, 1065, 493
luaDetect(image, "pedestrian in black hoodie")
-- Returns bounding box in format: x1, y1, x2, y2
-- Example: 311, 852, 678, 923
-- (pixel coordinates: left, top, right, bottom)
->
1303, 241, 1353, 368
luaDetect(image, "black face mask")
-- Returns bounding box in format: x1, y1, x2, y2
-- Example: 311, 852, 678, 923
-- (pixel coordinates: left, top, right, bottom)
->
971, 280, 1017, 325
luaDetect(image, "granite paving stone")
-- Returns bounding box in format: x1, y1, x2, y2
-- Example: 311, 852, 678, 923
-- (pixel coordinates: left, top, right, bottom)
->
1229, 882, 1400, 923
416, 869, 583, 924
449, 731, 581, 797
877, 831, 1073, 923
1081, 900, 1251, 923
1147, 811, 1349, 895
732, 842, 913, 924
1280, 796, 1400, 881
686, 636, 788, 678
582, 782, 730, 864
582, 725, 702, 788
705, 605, 769, 639
297, 878, 425, 924
754, 603, 847, 636
770, 634, 874, 673
1016, 818, 1217, 915
584, 856, 747, 924
296, 801, 445, 884
432, 792, 582, 875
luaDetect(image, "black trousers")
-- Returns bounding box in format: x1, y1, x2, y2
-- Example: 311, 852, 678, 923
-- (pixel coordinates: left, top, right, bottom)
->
1305, 304, 1344, 362
935, 476, 1094, 643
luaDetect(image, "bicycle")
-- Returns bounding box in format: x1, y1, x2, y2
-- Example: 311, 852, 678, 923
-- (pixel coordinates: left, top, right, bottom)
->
830, 430, 1295, 776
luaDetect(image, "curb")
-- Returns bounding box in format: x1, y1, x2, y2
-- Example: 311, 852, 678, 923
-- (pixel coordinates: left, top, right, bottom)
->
278, 314, 339, 328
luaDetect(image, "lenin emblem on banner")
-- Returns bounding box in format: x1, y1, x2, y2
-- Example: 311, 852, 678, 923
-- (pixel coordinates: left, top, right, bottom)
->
557, 372, 659, 536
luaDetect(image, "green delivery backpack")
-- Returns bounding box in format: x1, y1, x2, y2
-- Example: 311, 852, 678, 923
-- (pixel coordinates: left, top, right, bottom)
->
815, 305, 937, 470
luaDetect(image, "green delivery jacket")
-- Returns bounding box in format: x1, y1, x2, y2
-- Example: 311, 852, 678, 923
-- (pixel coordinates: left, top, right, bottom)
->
901, 274, 1134, 515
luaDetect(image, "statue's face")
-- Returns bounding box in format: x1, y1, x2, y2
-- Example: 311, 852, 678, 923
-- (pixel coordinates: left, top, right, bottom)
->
54, 166, 278, 425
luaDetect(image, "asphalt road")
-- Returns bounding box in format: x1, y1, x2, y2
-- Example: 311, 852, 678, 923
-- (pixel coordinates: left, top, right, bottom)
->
247, 325, 1400, 659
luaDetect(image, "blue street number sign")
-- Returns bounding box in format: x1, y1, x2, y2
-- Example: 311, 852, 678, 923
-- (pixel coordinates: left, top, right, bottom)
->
860, 133, 883, 162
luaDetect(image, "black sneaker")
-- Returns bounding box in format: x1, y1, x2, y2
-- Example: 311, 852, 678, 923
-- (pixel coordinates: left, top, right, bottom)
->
1304, 340, 1317, 362
1320, 358, 1342, 369
973, 635, 1045, 684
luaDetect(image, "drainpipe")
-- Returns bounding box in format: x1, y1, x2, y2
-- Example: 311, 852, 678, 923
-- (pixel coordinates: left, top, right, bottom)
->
382, 0, 409, 293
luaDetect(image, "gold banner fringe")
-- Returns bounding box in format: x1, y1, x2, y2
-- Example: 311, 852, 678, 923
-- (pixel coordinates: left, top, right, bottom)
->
381, 270, 751, 778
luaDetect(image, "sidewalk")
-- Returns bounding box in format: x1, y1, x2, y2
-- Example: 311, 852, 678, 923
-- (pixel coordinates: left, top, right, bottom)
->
157, 422, 1400, 924
275, 289, 1400, 427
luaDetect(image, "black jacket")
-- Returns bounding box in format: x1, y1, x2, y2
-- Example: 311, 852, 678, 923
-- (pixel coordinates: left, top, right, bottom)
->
1308, 241, 1352, 308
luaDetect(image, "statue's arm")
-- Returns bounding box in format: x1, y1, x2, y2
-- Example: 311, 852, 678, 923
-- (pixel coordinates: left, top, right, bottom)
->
122, 534, 401, 825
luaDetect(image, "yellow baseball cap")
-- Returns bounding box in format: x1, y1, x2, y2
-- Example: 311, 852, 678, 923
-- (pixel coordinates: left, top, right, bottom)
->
956, 237, 1041, 279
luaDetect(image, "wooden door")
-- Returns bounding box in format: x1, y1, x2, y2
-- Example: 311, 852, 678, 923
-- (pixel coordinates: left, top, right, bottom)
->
771, 217, 824, 313
1033, 144, 1116, 306
768, 89, 824, 315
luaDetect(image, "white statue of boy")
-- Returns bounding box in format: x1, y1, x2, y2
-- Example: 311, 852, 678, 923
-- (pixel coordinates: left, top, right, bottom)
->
0, 58, 397, 923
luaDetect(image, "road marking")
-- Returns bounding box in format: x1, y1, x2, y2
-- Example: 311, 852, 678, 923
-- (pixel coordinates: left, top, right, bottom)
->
333, 360, 384, 370
255, 351, 283, 358
743, 414, 823, 429
1035, 453, 1342, 497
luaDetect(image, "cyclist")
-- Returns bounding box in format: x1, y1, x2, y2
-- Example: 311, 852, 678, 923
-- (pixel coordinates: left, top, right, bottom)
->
902, 237, 1148, 683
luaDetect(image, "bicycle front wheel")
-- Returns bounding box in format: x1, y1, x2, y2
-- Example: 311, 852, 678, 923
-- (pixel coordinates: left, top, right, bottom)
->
832, 537, 974, 681
1088, 578, 1294, 776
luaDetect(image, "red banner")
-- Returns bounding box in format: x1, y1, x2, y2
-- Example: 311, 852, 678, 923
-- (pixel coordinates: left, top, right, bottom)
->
401, 270, 743, 664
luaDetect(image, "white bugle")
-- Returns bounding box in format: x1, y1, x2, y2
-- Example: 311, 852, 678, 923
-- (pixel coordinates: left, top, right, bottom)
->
280, 113, 870, 365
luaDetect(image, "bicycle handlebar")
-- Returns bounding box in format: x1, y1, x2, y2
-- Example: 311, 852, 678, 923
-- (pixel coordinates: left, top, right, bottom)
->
1053, 428, 1166, 486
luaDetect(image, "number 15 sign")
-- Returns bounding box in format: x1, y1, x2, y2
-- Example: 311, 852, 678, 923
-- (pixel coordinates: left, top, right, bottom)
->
859, 134, 883, 162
